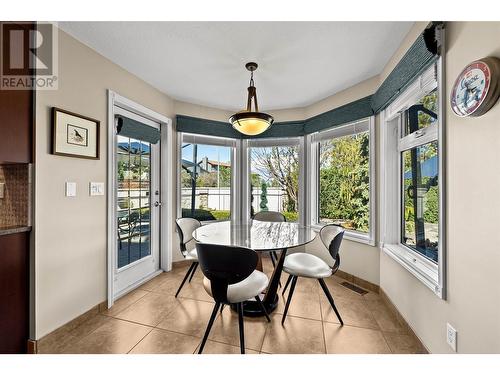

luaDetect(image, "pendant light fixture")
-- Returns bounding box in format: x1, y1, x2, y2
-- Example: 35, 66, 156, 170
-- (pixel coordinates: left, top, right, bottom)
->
229, 62, 274, 136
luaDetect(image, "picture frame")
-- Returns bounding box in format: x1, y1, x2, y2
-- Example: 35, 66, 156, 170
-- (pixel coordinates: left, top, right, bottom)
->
52, 107, 100, 159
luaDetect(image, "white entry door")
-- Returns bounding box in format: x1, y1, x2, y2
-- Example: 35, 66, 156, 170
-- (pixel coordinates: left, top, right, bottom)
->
113, 106, 161, 298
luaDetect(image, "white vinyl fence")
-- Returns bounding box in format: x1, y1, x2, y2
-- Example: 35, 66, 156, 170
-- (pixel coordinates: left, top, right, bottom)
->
180, 187, 286, 212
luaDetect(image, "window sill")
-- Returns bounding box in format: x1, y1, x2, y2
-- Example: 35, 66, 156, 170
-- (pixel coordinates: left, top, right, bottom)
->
311, 224, 375, 246
381, 243, 443, 299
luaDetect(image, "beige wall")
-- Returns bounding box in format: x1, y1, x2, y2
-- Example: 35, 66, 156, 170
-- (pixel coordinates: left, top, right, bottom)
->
35, 30, 175, 339
379, 21, 500, 353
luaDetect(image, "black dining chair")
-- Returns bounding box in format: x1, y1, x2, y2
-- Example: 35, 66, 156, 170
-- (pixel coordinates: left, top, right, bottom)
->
253, 211, 286, 268
175, 218, 202, 298
281, 224, 345, 325
196, 242, 270, 354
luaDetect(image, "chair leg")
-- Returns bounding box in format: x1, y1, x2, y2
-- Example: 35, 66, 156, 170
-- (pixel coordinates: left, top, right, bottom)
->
175, 262, 196, 298
255, 295, 271, 322
270, 251, 276, 267
237, 302, 245, 354
188, 262, 199, 283
281, 276, 298, 325
282, 274, 293, 296
318, 278, 343, 325
198, 302, 221, 354
220, 304, 225, 314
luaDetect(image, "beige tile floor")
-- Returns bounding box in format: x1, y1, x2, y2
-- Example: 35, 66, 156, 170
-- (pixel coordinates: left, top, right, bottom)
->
39, 257, 426, 354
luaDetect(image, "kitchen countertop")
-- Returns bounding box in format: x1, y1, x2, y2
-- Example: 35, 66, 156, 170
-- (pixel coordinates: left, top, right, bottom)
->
0, 225, 32, 236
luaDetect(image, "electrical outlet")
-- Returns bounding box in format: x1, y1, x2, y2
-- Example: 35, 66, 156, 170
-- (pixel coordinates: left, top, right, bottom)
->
447, 323, 457, 352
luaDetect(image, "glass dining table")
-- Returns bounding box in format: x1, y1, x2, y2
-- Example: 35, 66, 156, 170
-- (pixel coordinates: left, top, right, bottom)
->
193, 219, 317, 316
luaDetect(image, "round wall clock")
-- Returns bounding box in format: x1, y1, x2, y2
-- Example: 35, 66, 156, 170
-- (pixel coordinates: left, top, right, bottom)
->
450, 56, 500, 117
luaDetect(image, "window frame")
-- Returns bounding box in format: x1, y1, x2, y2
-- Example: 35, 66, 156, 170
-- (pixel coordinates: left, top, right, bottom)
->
177, 132, 240, 223
243, 137, 305, 225
308, 116, 376, 245
380, 59, 446, 299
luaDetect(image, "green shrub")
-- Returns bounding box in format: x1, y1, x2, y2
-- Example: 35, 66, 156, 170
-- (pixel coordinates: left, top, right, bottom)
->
283, 211, 299, 222
181, 208, 216, 221
210, 210, 231, 220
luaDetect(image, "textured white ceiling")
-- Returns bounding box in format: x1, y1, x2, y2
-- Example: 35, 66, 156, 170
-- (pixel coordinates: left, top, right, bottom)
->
58, 21, 413, 111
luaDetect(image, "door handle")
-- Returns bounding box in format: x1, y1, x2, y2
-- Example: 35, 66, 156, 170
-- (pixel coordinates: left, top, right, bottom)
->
154, 201, 162, 207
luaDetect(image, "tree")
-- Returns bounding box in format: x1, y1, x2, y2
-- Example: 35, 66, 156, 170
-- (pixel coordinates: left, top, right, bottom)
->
251, 146, 299, 213
260, 182, 269, 211
218, 166, 231, 187
319, 132, 370, 232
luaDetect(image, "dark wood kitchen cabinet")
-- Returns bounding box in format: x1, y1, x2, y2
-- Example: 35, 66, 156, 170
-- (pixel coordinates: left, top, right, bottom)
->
0, 232, 29, 353
0, 21, 34, 163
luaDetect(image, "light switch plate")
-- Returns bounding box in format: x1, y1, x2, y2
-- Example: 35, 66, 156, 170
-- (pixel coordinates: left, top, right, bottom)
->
0, 182, 4, 198
89, 182, 105, 196
65, 182, 77, 197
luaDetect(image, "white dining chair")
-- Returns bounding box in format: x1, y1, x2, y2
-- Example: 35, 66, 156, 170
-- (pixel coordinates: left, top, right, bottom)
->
196, 242, 270, 354
174, 217, 202, 298
281, 224, 345, 325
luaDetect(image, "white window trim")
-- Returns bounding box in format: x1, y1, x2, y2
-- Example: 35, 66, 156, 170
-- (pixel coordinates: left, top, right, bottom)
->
177, 132, 239, 223
245, 137, 305, 226
380, 58, 446, 299
308, 117, 376, 246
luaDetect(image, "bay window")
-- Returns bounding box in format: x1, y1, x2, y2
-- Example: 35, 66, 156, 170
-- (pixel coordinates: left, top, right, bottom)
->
246, 138, 303, 223
178, 133, 237, 222
381, 61, 446, 298
310, 117, 375, 244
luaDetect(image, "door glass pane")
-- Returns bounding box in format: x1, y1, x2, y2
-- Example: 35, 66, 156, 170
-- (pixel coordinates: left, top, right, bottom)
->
117, 136, 152, 268
250, 145, 299, 222
318, 130, 370, 233
181, 143, 232, 221
401, 141, 439, 262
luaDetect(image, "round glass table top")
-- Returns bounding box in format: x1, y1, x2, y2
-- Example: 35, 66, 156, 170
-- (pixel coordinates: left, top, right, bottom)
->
193, 220, 317, 251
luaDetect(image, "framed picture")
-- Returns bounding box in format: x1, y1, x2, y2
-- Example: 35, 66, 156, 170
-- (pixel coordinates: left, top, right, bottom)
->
52, 107, 100, 159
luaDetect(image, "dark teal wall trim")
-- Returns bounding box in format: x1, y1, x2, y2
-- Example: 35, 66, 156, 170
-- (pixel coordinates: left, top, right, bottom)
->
176, 115, 242, 139
370, 22, 441, 113
303, 95, 374, 134
176, 115, 306, 139
242, 120, 305, 139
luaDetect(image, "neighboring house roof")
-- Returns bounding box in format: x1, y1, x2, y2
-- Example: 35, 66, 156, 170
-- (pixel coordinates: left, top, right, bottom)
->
181, 159, 209, 174
207, 160, 230, 168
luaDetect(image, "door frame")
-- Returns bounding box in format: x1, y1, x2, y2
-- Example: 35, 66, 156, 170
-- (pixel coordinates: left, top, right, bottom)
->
107, 90, 173, 307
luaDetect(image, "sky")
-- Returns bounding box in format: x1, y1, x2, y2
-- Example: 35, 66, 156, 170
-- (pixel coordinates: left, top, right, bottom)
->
181, 143, 231, 164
